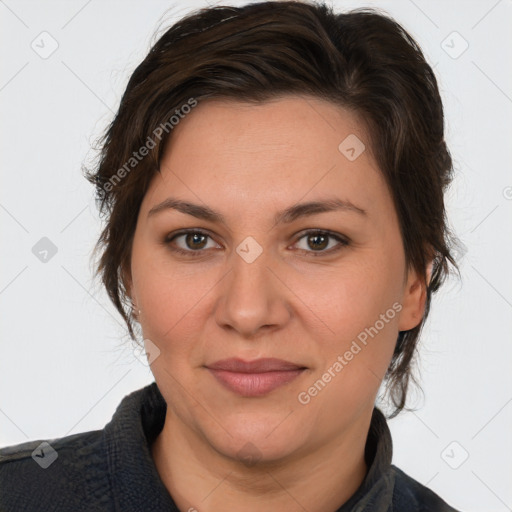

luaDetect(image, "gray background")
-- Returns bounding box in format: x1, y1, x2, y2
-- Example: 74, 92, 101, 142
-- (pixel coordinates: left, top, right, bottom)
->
1, 1, 511, 510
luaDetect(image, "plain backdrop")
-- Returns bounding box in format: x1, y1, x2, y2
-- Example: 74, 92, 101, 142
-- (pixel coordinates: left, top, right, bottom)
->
1, 1, 511, 511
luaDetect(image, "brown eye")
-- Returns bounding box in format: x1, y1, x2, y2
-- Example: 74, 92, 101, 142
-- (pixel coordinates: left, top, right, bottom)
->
293, 230, 349, 256
307, 233, 329, 251
165, 229, 221, 256
184, 232, 208, 250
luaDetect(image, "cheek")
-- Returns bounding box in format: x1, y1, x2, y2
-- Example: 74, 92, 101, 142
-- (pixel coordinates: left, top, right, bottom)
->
136, 270, 217, 346
131, 248, 241, 372
287, 257, 402, 340
287, 256, 402, 400
295, 270, 401, 421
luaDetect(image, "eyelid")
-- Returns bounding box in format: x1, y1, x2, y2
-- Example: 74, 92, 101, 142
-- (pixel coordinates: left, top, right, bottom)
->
164, 228, 349, 256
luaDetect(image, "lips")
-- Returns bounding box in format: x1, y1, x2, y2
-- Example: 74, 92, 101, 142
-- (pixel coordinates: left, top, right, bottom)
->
206, 358, 306, 397
207, 358, 304, 373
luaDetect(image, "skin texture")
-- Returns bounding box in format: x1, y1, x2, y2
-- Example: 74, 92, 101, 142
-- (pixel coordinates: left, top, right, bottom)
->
126, 95, 427, 512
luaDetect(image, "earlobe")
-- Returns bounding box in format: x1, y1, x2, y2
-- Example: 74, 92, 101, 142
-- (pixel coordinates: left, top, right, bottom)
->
130, 298, 141, 321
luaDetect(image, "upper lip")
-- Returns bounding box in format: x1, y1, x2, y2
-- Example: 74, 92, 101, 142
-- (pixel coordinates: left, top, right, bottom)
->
206, 358, 305, 373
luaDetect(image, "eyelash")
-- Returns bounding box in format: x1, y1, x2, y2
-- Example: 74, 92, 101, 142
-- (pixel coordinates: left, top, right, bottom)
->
164, 229, 349, 258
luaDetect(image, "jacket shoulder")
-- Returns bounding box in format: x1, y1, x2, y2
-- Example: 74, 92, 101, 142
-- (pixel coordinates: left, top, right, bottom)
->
0, 429, 111, 512
391, 465, 461, 512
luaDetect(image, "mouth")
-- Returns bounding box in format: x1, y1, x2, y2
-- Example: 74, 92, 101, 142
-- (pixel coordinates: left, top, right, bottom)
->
205, 358, 307, 397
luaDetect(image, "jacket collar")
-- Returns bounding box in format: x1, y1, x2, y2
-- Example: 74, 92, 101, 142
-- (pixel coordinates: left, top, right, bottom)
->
104, 382, 178, 511
104, 382, 395, 511
335, 406, 395, 511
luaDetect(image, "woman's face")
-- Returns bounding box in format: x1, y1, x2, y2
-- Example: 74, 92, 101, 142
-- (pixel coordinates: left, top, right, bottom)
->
128, 95, 425, 463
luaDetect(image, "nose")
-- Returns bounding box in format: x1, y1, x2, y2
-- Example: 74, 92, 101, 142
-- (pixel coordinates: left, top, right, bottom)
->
214, 243, 291, 339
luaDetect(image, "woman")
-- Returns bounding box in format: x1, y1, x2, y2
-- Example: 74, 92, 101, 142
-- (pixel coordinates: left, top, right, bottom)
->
0, 1, 462, 510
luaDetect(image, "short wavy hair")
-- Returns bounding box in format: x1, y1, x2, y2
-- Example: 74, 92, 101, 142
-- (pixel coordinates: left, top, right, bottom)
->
85, 0, 462, 417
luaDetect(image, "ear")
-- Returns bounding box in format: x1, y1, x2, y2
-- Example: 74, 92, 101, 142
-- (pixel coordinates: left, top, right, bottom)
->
121, 258, 135, 305
397, 261, 432, 332
122, 262, 141, 322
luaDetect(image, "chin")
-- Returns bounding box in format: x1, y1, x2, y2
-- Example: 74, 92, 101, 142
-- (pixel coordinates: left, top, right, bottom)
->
200, 412, 312, 467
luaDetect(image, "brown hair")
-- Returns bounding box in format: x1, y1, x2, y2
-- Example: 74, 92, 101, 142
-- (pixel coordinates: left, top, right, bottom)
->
85, 0, 461, 417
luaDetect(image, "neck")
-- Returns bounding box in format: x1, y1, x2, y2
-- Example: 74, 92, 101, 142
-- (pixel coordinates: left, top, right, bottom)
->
151, 408, 372, 512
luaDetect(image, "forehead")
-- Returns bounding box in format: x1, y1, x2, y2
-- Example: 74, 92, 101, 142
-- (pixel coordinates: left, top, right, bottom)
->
164, 95, 368, 165
140, 95, 390, 223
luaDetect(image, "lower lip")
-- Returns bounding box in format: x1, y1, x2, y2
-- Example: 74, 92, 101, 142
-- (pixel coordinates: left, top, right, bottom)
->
207, 368, 305, 397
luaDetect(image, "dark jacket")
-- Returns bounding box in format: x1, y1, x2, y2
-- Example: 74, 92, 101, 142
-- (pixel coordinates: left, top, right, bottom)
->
0, 382, 460, 511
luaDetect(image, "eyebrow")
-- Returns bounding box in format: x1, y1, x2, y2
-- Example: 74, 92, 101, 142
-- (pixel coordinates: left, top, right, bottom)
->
147, 196, 367, 224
